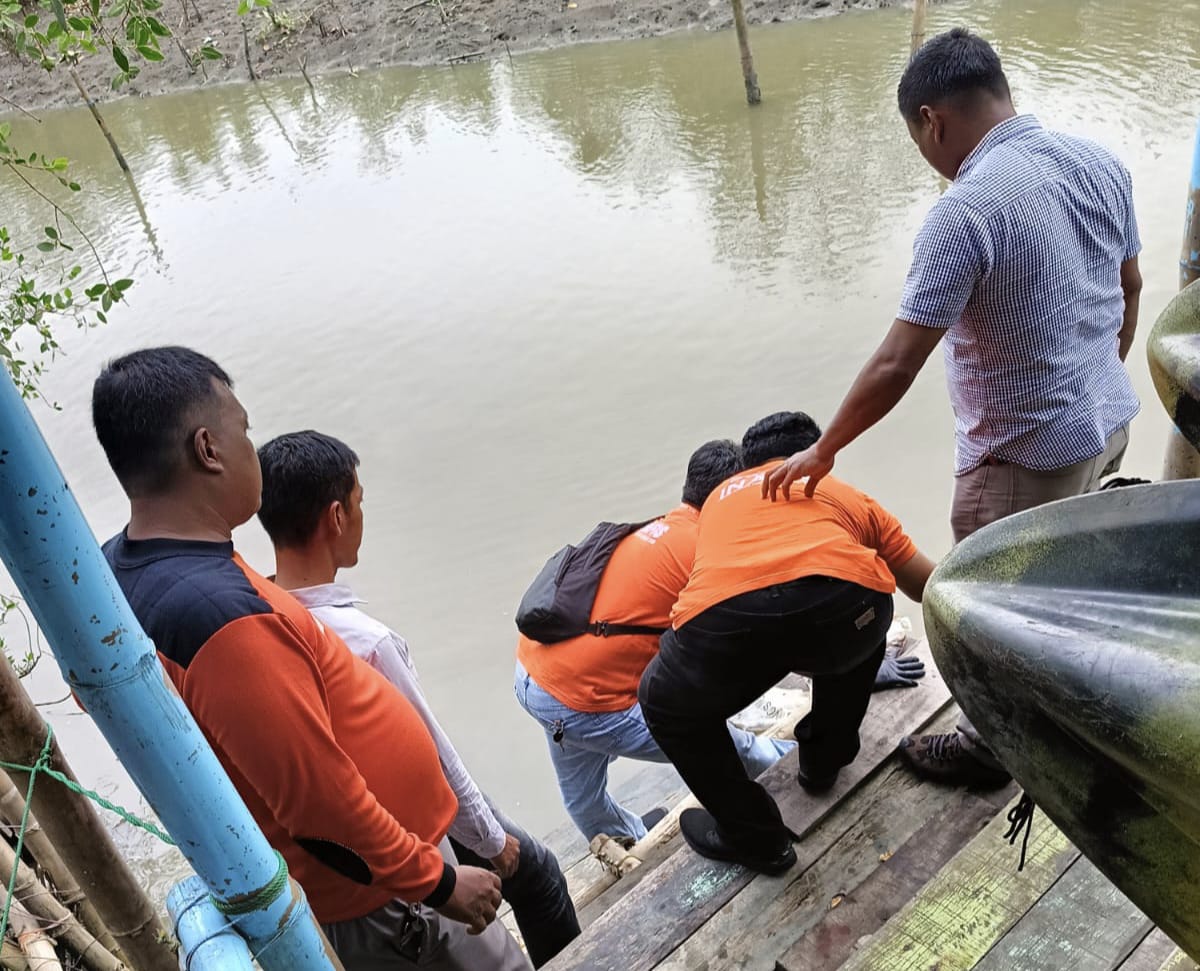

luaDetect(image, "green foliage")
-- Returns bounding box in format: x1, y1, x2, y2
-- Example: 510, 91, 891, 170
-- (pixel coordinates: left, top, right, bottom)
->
0, 594, 41, 678
0, 124, 132, 398
0, 0, 218, 397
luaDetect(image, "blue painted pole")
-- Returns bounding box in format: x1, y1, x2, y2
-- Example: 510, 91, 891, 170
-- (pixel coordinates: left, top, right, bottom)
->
1183, 114, 1200, 288
0, 373, 342, 971
167, 877, 256, 971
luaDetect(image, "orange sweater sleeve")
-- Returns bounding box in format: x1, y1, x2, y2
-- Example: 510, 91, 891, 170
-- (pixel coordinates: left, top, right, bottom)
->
183, 612, 452, 905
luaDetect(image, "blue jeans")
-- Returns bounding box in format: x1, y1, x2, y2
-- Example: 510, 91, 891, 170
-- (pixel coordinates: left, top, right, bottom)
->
514, 662, 794, 843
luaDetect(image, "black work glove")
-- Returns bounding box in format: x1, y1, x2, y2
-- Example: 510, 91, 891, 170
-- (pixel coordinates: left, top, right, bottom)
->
873, 646, 925, 690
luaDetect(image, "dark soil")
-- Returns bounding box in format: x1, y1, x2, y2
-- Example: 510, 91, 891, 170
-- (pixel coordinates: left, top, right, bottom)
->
1, 0, 915, 112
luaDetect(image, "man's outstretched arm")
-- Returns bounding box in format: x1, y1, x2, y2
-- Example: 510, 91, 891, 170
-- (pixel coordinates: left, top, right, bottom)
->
763, 320, 946, 500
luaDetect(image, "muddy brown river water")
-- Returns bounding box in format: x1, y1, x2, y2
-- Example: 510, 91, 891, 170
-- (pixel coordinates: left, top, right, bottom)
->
2, 0, 1199, 897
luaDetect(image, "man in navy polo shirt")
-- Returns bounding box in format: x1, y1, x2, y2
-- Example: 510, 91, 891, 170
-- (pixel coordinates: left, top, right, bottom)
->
762, 28, 1142, 786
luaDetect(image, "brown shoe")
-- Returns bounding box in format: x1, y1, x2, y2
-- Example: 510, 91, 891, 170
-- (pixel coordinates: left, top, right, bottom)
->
897, 732, 1011, 788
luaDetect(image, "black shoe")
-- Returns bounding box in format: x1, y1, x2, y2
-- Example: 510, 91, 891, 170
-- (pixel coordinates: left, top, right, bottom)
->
640, 807, 668, 832
897, 732, 1012, 788
796, 765, 839, 793
678, 808, 796, 876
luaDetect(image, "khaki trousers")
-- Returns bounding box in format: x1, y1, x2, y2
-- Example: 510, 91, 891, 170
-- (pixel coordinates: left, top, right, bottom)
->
949, 426, 1130, 767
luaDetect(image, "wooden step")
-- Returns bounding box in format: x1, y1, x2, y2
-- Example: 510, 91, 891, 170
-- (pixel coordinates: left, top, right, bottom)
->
834, 793, 1079, 971
544, 638, 951, 970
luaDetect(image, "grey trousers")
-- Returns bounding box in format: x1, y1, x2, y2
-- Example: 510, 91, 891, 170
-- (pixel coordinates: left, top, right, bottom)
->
322, 840, 532, 971
949, 425, 1130, 768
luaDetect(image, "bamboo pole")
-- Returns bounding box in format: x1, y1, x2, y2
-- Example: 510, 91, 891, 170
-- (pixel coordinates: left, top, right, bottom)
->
0, 771, 120, 959
0, 668, 174, 971
0, 840, 125, 971
1, 939, 30, 971
729, 0, 761, 105
67, 70, 131, 175
0, 883, 63, 971
910, 0, 928, 55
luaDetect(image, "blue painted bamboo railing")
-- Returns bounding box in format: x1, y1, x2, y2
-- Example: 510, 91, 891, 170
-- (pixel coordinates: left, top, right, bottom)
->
168, 877, 257, 971
0, 371, 341, 970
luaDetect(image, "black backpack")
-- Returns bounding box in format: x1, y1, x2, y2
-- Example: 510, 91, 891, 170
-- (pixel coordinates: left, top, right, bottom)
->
516, 519, 669, 644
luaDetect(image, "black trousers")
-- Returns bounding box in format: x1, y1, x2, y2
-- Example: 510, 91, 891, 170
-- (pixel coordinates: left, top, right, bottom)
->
638, 576, 892, 855
447, 800, 580, 968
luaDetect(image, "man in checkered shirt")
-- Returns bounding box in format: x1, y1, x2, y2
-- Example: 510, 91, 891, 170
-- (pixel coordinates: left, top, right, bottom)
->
762, 28, 1143, 786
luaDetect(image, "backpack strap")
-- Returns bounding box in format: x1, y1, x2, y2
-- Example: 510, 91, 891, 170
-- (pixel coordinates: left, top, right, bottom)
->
586, 621, 668, 638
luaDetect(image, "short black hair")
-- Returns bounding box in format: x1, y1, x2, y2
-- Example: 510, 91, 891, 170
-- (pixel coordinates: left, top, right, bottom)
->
92, 346, 232, 497
682, 440, 742, 509
257, 431, 360, 548
897, 27, 1011, 123
741, 412, 822, 468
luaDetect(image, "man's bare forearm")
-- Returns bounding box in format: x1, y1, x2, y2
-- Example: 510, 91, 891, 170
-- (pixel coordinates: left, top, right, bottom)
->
815, 319, 943, 458
1118, 257, 1142, 362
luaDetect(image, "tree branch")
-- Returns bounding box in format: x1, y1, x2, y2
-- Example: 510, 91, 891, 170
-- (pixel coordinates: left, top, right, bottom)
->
2, 162, 111, 288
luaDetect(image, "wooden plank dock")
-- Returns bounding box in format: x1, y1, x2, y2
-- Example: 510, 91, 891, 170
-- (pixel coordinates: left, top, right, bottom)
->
532, 638, 1200, 971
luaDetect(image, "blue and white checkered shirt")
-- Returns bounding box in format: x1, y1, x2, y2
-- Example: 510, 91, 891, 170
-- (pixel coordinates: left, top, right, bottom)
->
898, 114, 1141, 475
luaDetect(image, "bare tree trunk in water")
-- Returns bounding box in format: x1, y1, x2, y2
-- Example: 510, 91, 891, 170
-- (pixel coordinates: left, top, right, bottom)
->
911, 0, 928, 55
0, 665, 176, 971
68, 70, 131, 174
730, 0, 761, 105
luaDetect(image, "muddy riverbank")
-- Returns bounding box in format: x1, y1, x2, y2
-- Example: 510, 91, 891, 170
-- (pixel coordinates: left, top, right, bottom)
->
1, 0, 919, 111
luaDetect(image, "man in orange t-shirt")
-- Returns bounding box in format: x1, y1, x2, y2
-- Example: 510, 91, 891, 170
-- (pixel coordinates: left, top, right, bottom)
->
640, 412, 936, 874
515, 441, 793, 845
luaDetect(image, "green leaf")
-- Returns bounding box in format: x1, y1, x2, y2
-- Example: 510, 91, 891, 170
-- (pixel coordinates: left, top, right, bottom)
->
68, 182, 81, 191
254, 0, 272, 7
200, 45, 222, 59
43, 226, 58, 239
112, 278, 133, 292
136, 44, 163, 61
68, 15, 90, 30
23, 13, 36, 27
50, 157, 67, 171
96, 310, 107, 324
143, 0, 163, 9
45, 20, 62, 39
146, 15, 168, 35
89, 0, 99, 16
112, 43, 129, 72
49, 0, 67, 31
236, 0, 250, 14
36, 241, 55, 252
101, 292, 112, 312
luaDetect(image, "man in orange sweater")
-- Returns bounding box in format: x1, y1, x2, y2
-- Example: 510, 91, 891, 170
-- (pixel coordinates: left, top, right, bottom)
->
640, 412, 935, 873
92, 347, 528, 970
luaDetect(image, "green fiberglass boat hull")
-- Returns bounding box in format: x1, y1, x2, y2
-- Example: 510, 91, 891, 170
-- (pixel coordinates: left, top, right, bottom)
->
1149, 280, 1200, 450
924, 480, 1200, 959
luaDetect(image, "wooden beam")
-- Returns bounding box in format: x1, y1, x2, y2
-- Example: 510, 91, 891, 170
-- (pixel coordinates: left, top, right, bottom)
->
544, 640, 950, 970
776, 778, 1016, 970
665, 712, 1012, 970
971, 857, 1150, 971
836, 794, 1078, 971
1117, 929, 1192, 971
